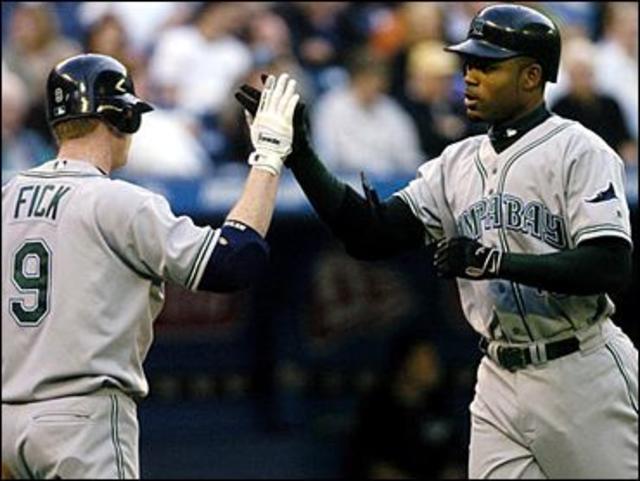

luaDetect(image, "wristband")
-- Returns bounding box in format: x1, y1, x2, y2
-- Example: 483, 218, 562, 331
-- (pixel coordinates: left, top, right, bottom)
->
248, 151, 283, 176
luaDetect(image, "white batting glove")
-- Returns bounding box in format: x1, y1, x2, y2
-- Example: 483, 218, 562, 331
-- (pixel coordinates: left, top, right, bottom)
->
247, 73, 299, 176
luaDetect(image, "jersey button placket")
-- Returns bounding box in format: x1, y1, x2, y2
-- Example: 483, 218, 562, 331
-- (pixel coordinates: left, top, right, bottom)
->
487, 171, 497, 196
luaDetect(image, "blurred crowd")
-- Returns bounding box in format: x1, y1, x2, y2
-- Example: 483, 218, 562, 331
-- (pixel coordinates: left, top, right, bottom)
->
2, 1, 638, 183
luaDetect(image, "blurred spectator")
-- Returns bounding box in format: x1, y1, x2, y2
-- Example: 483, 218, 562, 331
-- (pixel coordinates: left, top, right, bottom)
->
218, 9, 316, 166
594, 2, 638, 139
271, 2, 366, 94
540, 1, 602, 40
148, 2, 254, 117
83, 13, 143, 74
388, 2, 448, 100
2, 66, 53, 181
243, 8, 316, 102
551, 37, 636, 165
343, 333, 462, 479
442, 2, 492, 44
78, 2, 192, 56
312, 47, 424, 177
3, 2, 81, 144
401, 41, 482, 160
120, 64, 212, 179
360, 3, 405, 58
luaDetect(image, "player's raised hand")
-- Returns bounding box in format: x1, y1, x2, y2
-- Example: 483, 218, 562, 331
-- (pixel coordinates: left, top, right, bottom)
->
246, 73, 299, 176
434, 237, 503, 280
235, 74, 310, 168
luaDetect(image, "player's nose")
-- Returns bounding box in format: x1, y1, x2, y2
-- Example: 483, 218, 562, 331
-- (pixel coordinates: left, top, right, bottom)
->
463, 66, 480, 86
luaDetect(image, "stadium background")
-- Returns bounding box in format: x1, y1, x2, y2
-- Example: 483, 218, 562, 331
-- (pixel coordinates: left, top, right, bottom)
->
2, 2, 637, 478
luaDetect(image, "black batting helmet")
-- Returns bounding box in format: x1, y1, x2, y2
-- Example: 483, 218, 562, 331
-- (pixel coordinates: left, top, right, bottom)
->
445, 4, 561, 82
46, 53, 153, 134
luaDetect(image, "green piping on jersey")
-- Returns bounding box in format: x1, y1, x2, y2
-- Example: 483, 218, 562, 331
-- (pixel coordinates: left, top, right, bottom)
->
605, 344, 639, 414
18, 442, 36, 479
473, 148, 487, 192
19, 172, 104, 179
186, 227, 216, 290
573, 224, 632, 246
496, 122, 573, 341
110, 395, 125, 479
497, 123, 573, 191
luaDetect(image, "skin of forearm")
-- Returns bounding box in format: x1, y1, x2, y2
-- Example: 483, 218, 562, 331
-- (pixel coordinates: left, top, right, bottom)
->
499, 245, 631, 295
226, 168, 280, 237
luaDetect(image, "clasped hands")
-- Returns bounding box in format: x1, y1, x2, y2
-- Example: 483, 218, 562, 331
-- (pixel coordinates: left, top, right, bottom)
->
243, 73, 299, 176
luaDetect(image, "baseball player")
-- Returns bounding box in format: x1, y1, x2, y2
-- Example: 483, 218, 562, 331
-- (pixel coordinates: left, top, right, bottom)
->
235, 4, 638, 479
1, 54, 299, 478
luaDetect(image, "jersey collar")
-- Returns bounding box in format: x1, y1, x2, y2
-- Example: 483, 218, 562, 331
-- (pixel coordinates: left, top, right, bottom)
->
39, 158, 109, 176
488, 103, 551, 154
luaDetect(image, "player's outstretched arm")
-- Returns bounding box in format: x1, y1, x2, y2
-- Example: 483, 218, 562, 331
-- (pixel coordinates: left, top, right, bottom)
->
198, 74, 298, 292
234, 77, 425, 260
434, 236, 632, 295
226, 73, 299, 236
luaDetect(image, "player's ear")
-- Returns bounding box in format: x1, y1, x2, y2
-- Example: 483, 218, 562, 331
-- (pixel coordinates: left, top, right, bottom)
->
521, 62, 543, 92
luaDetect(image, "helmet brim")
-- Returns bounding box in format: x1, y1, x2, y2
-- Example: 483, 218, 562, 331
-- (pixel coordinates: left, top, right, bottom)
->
444, 38, 521, 60
118, 93, 154, 113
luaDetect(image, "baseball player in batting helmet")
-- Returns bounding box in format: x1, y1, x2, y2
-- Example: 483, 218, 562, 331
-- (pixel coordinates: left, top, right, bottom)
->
46, 53, 153, 134
2, 52, 299, 478
235, 2, 637, 478
445, 3, 561, 82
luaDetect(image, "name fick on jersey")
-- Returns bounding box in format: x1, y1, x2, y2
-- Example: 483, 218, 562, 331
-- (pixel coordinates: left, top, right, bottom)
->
13, 184, 72, 221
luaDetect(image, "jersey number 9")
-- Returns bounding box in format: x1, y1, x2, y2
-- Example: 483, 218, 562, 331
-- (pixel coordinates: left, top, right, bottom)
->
10, 240, 51, 326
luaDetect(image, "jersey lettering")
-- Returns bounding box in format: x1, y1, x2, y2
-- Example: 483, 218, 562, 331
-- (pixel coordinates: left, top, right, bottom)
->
13, 184, 72, 221
457, 193, 567, 249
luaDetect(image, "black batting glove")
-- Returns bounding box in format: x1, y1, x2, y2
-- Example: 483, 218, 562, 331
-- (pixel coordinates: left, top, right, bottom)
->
234, 75, 311, 167
434, 237, 503, 280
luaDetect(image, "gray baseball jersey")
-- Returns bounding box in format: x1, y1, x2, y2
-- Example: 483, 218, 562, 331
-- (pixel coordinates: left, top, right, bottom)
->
395, 114, 637, 478
2, 159, 219, 403
396, 115, 632, 343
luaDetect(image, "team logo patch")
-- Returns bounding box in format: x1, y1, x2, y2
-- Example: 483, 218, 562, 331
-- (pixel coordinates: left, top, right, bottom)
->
471, 18, 485, 37
585, 182, 617, 203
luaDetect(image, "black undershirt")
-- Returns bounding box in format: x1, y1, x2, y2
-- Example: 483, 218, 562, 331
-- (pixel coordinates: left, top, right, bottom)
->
488, 102, 551, 153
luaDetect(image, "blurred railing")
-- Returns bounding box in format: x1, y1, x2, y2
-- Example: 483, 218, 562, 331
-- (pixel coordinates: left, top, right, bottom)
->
110, 164, 638, 216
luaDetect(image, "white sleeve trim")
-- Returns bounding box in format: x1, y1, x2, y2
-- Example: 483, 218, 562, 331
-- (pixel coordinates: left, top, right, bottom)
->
188, 227, 221, 291
574, 226, 633, 247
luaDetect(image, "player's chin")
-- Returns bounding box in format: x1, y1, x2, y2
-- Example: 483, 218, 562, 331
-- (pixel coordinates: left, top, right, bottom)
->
465, 108, 485, 123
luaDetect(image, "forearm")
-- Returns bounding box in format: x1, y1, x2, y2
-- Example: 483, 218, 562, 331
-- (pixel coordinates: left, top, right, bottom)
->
499, 241, 632, 295
226, 168, 280, 238
289, 146, 424, 259
198, 167, 277, 292
289, 141, 347, 224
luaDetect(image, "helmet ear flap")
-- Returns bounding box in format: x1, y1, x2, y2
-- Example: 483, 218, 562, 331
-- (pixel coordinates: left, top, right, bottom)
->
98, 99, 142, 134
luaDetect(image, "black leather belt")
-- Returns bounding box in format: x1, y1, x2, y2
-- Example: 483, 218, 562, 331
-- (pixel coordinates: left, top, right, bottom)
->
479, 336, 580, 371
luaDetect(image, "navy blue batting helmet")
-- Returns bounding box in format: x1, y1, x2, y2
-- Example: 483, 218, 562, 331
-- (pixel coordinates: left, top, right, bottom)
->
445, 4, 561, 82
46, 53, 153, 134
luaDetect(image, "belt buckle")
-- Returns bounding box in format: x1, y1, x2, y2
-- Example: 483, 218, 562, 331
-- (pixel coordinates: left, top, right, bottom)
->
498, 346, 528, 371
